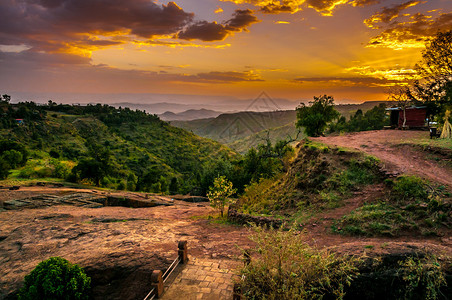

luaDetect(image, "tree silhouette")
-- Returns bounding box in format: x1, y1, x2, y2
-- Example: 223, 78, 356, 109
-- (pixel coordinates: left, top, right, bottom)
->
410, 30, 452, 120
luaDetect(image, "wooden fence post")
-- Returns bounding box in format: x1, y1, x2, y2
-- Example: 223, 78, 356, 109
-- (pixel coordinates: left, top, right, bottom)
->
178, 241, 188, 264
151, 270, 164, 298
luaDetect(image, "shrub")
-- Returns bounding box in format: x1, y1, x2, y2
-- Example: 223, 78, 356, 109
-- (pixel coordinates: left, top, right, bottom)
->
237, 226, 358, 299
398, 255, 446, 300
18, 257, 91, 300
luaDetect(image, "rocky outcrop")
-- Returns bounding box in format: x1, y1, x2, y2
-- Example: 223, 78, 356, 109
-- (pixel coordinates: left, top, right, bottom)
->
227, 207, 282, 228
2, 193, 173, 210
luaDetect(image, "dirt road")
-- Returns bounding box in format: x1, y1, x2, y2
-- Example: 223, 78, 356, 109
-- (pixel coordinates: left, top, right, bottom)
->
314, 130, 452, 188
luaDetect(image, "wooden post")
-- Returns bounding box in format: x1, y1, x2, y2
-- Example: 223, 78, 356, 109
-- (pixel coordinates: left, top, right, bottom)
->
151, 270, 163, 298
178, 241, 188, 264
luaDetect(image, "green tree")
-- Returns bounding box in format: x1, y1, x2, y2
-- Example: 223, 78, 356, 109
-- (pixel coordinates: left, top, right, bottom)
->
1, 149, 23, 168
71, 143, 115, 186
18, 257, 91, 300
410, 30, 452, 120
71, 158, 104, 186
296, 95, 340, 137
207, 176, 237, 217
0, 158, 11, 180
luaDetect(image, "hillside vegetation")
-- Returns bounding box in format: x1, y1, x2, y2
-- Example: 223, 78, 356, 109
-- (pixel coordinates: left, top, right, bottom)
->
172, 101, 390, 153
0, 100, 237, 194
236, 139, 451, 237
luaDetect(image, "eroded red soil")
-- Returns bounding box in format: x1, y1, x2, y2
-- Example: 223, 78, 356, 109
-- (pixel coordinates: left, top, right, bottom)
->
314, 130, 452, 188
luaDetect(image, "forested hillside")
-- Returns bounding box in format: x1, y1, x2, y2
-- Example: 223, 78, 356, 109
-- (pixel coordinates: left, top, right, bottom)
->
0, 98, 237, 194
172, 101, 390, 153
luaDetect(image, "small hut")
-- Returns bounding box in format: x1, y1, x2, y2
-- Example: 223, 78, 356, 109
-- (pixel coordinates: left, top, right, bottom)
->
386, 106, 427, 129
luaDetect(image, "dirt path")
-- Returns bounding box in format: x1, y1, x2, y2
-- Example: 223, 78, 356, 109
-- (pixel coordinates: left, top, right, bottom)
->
314, 130, 452, 188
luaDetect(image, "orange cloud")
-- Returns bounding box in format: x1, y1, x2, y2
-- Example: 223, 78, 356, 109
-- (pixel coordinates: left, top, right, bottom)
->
364, 0, 421, 28
367, 12, 452, 50
221, 0, 377, 15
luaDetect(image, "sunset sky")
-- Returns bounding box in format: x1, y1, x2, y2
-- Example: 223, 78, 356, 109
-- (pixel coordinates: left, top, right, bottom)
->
1, 0, 451, 104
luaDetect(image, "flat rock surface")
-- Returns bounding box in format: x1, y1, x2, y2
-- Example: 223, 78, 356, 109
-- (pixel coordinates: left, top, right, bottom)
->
0, 198, 252, 300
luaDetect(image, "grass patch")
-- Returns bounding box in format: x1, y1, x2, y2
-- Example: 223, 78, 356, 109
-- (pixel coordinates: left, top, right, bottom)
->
403, 136, 452, 151
237, 226, 359, 300
237, 227, 449, 299
334, 176, 451, 237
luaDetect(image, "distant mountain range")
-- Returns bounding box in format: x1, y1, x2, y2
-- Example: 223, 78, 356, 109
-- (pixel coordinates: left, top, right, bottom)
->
172, 101, 391, 153
159, 109, 222, 121
8, 92, 300, 114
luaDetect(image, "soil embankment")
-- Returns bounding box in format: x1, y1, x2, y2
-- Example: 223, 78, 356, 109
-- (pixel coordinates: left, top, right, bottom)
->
314, 130, 452, 188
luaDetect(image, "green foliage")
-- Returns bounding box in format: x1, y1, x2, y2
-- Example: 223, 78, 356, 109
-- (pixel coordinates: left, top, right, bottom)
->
296, 95, 340, 137
239, 178, 276, 213
126, 173, 137, 191
0, 158, 11, 179
409, 30, 452, 121
329, 103, 389, 133
238, 226, 358, 299
398, 255, 446, 300
238, 142, 382, 215
335, 175, 450, 237
327, 158, 379, 194
0, 140, 28, 166
334, 203, 409, 236
51, 159, 71, 179
391, 176, 428, 201
18, 257, 91, 300
0, 99, 237, 194
207, 176, 237, 217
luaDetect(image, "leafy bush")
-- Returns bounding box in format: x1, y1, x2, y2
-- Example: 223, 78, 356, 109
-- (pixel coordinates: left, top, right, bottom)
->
329, 103, 388, 133
18, 257, 91, 300
398, 255, 446, 300
237, 226, 358, 299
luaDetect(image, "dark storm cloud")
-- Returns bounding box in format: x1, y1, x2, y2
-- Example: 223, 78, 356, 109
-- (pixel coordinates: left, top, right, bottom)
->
178, 9, 259, 41
0, 0, 195, 58
0, 0, 262, 66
